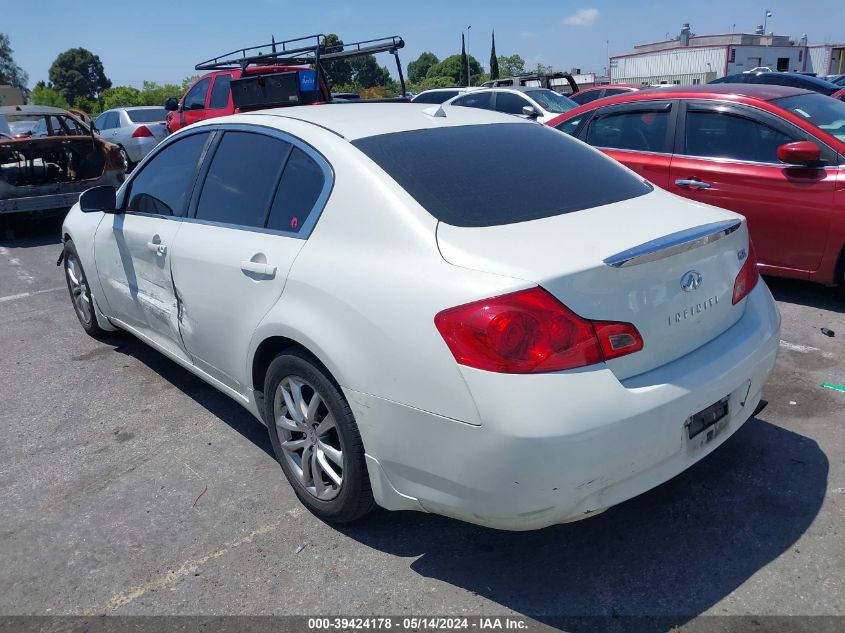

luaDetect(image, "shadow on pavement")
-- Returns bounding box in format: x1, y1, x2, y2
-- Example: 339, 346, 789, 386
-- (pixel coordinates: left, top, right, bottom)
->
0, 214, 64, 248
765, 276, 844, 314
107, 333, 275, 459
338, 417, 827, 630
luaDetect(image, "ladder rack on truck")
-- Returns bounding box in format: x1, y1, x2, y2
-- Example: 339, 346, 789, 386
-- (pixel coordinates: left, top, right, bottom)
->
195, 34, 408, 97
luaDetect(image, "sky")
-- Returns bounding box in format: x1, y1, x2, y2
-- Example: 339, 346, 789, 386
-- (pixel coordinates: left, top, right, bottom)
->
5, 0, 844, 89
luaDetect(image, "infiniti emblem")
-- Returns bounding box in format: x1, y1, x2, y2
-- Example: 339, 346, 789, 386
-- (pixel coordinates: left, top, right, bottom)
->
680, 270, 703, 292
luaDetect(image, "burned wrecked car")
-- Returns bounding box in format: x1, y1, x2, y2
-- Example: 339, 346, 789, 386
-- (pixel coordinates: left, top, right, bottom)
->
0, 105, 124, 217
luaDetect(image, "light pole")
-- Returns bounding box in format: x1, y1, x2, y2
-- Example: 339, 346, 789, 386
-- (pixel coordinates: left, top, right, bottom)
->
763, 9, 772, 34
466, 25, 472, 87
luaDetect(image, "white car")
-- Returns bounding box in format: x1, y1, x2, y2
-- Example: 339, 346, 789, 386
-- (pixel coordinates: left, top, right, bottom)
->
61, 103, 780, 530
92, 106, 169, 171
444, 86, 578, 124
410, 87, 479, 104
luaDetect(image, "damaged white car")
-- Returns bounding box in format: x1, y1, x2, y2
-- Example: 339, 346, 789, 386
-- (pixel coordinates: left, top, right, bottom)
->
61, 104, 780, 530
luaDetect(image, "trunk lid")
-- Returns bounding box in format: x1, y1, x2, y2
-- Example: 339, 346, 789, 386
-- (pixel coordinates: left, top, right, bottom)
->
147, 122, 168, 142
436, 188, 751, 379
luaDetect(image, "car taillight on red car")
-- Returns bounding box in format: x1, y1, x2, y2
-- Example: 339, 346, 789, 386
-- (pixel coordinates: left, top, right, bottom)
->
732, 242, 759, 305
434, 287, 643, 374
132, 126, 154, 138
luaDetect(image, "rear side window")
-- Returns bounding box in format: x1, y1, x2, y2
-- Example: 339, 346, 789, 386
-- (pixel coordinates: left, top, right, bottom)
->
585, 107, 672, 153
266, 147, 325, 233
413, 91, 458, 104
352, 123, 651, 228
126, 132, 209, 216
195, 131, 292, 227
208, 74, 232, 109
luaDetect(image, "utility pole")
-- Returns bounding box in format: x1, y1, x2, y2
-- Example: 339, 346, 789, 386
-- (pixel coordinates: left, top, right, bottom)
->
466, 25, 472, 87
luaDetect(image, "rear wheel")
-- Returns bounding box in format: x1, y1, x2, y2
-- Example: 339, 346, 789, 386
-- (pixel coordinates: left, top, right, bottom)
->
263, 350, 375, 523
117, 146, 133, 173
63, 239, 106, 338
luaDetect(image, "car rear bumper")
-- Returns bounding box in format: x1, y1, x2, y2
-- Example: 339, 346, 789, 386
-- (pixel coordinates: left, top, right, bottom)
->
124, 137, 160, 163
349, 281, 781, 530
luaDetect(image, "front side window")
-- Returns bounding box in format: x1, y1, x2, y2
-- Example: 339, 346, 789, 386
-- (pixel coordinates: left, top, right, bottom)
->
184, 77, 211, 110
195, 132, 292, 228
126, 132, 209, 216
493, 92, 530, 115
451, 92, 493, 109
555, 115, 585, 136
571, 90, 603, 105
412, 90, 458, 104
585, 107, 671, 153
352, 123, 651, 228
684, 108, 797, 163
208, 74, 232, 109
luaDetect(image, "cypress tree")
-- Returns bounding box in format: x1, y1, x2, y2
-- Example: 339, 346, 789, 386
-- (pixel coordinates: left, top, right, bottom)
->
460, 34, 468, 86
490, 31, 499, 80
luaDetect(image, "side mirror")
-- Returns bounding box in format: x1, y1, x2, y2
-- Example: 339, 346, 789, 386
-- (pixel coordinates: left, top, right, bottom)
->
777, 141, 823, 167
522, 105, 540, 118
80, 186, 117, 214
164, 97, 179, 111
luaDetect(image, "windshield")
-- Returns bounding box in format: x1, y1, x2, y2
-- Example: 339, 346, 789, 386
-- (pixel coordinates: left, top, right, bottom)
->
524, 89, 577, 113
352, 123, 651, 227
772, 93, 845, 143
127, 108, 166, 123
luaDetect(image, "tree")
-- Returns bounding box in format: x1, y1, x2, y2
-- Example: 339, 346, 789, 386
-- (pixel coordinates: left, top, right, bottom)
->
0, 33, 28, 90
100, 86, 142, 111
407, 52, 439, 84
48, 48, 111, 106
425, 54, 483, 86
497, 54, 526, 77
30, 82, 69, 109
489, 32, 499, 80
349, 55, 392, 89
460, 34, 468, 87
321, 34, 352, 87
534, 62, 555, 75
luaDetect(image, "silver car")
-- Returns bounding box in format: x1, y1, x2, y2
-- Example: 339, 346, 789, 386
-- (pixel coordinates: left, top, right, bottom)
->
93, 106, 168, 171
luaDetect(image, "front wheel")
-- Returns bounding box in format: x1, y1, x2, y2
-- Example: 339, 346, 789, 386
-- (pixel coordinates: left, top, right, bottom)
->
63, 239, 107, 338
264, 350, 375, 523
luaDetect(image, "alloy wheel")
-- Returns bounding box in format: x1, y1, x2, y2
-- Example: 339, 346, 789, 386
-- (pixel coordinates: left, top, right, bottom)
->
65, 252, 92, 325
273, 376, 344, 501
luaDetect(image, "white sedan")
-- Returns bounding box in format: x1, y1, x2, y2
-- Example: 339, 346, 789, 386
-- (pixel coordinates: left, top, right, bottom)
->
61, 103, 780, 530
444, 86, 578, 123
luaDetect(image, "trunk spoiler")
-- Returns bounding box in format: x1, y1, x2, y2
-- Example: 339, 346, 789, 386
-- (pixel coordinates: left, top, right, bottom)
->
604, 219, 742, 268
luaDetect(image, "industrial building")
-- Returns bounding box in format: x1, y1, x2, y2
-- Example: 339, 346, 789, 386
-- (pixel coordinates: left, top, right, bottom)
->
610, 24, 844, 86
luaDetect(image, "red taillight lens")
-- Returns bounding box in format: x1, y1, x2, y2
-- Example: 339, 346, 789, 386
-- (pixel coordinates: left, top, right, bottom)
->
732, 242, 759, 305
434, 287, 642, 373
132, 125, 153, 138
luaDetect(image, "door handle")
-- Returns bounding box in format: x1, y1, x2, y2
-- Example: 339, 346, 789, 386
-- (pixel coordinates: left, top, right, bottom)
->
147, 241, 167, 255
240, 260, 277, 277
675, 178, 711, 190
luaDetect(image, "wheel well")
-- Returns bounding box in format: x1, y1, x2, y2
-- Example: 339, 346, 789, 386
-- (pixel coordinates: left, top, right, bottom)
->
251, 336, 335, 394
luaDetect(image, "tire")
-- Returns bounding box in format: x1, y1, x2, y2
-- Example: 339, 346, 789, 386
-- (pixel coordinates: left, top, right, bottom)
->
117, 146, 133, 173
63, 239, 107, 338
263, 349, 375, 523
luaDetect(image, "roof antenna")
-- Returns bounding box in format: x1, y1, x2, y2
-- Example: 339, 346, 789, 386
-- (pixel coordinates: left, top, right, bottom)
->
423, 104, 447, 118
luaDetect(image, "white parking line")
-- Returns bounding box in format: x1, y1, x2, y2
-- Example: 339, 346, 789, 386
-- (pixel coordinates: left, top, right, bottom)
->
0, 286, 65, 303
779, 340, 835, 358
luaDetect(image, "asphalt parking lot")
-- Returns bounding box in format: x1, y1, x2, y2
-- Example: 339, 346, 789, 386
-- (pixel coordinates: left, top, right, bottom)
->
1, 216, 843, 627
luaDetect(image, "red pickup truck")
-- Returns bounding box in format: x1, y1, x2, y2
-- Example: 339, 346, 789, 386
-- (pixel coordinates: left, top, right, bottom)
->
165, 34, 406, 134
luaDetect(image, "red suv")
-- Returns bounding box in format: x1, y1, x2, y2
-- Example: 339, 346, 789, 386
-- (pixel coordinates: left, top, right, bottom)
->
166, 66, 328, 134
548, 85, 845, 285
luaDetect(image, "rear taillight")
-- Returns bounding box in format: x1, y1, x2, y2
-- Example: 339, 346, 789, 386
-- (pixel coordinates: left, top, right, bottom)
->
434, 287, 643, 374
132, 125, 153, 138
732, 242, 759, 305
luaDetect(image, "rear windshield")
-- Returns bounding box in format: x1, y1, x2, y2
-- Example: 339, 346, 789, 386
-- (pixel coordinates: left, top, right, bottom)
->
127, 108, 166, 123
352, 123, 651, 227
